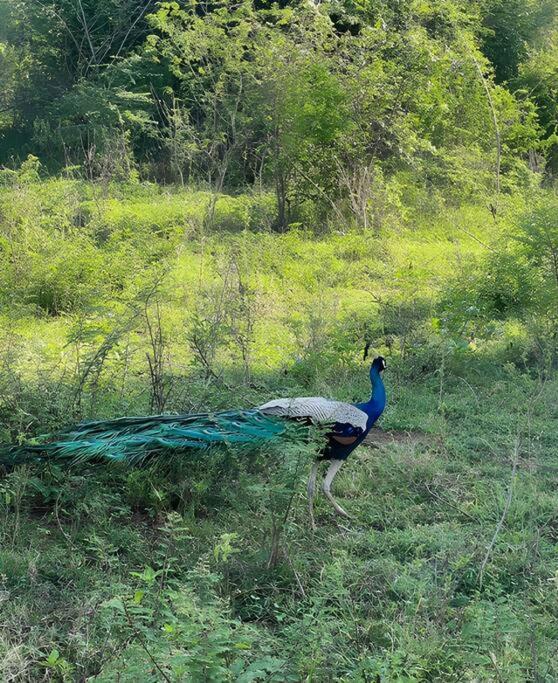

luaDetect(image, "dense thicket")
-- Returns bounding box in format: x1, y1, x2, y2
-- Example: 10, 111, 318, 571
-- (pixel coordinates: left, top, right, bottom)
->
1, 0, 557, 227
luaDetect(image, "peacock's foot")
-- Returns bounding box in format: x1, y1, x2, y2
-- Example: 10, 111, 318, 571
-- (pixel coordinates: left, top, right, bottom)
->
332, 502, 351, 519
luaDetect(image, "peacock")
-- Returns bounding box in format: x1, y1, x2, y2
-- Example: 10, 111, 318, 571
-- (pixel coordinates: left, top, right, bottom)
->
0, 356, 387, 527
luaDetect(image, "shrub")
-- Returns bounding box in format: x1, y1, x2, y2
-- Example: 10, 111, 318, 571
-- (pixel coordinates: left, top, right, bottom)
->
211, 195, 251, 232
26, 237, 105, 315
209, 194, 276, 233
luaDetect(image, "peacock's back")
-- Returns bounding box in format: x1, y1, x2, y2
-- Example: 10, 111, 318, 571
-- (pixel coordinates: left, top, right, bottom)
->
258, 397, 367, 432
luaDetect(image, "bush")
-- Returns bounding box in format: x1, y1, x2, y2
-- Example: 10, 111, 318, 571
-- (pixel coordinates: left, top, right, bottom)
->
211, 195, 251, 232
439, 198, 558, 368
92, 193, 208, 244
209, 194, 276, 232
25, 237, 105, 315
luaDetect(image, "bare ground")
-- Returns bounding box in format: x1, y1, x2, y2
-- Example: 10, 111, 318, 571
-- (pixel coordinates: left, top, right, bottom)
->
365, 427, 437, 449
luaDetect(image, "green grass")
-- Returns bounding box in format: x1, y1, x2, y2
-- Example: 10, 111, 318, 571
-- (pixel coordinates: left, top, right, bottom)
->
2, 373, 557, 681
1, 181, 557, 680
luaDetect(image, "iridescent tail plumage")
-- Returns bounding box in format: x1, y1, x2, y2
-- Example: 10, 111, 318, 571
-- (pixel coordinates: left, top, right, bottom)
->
0, 410, 298, 467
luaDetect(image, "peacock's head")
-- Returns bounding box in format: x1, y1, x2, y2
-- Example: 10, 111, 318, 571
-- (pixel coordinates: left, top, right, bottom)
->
371, 356, 386, 374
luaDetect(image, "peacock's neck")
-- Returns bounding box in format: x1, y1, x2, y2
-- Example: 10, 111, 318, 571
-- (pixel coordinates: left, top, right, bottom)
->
359, 370, 386, 420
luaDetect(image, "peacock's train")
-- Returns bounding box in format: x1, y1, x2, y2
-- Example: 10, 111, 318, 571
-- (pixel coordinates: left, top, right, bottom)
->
0, 356, 387, 525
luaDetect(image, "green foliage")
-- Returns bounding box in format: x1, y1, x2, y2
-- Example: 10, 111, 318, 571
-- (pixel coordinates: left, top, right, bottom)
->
211, 194, 277, 233
515, 24, 558, 175
480, 0, 556, 83
1, 0, 554, 215
440, 198, 558, 369
0, 0, 557, 677
1, 181, 558, 680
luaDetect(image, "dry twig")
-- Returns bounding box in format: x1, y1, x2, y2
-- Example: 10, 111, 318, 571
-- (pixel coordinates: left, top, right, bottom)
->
478, 438, 520, 588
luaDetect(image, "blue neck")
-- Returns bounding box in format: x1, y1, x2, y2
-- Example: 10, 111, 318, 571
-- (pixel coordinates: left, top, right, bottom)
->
356, 368, 386, 419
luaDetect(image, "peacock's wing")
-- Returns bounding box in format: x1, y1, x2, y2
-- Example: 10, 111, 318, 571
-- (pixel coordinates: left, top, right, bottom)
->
258, 397, 368, 435
0, 409, 296, 468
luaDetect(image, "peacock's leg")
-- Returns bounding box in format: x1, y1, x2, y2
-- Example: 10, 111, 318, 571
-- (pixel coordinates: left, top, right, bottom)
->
323, 459, 350, 518
307, 461, 320, 530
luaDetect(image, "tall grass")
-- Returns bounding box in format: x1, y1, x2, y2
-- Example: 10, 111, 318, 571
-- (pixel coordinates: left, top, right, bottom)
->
1, 180, 557, 680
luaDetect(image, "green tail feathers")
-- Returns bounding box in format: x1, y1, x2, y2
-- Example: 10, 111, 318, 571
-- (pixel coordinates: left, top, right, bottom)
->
0, 410, 294, 468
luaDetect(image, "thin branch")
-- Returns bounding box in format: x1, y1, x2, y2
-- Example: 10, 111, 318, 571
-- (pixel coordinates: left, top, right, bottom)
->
291, 161, 346, 224
455, 225, 498, 253
122, 601, 171, 683
472, 55, 501, 196
110, 0, 155, 64
424, 483, 476, 522
284, 547, 307, 599
478, 438, 520, 588
76, 0, 98, 66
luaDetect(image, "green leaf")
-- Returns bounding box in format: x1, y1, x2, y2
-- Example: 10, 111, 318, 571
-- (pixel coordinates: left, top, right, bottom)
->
46, 649, 60, 666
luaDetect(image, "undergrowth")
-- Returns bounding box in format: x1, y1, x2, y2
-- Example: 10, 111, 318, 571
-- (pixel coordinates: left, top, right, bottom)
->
1, 180, 558, 681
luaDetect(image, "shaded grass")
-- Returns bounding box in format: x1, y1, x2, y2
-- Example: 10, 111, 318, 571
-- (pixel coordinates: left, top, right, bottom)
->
1, 368, 558, 681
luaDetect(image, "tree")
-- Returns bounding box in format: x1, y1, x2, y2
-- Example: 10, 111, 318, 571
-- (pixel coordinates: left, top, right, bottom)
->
0, 0, 155, 166
479, 0, 556, 83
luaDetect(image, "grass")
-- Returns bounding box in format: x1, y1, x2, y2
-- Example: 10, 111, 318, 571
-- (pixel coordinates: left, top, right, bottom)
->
1, 180, 557, 680
1, 362, 557, 681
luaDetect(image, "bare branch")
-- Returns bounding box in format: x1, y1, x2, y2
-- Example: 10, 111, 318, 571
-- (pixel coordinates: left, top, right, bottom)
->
472, 54, 501, 196
478, 438, 520, 588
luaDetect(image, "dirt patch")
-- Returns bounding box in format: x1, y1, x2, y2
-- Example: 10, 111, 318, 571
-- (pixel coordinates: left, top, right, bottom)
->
364, 428, 437, 449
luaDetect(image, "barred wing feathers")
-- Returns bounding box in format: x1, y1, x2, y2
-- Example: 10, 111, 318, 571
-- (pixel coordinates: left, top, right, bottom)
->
258, 397, 368, 433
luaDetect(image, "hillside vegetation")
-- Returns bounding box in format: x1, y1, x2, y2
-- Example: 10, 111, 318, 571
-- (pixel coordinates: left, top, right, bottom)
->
1, 176, 558, 681
1, 0, 558, 680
